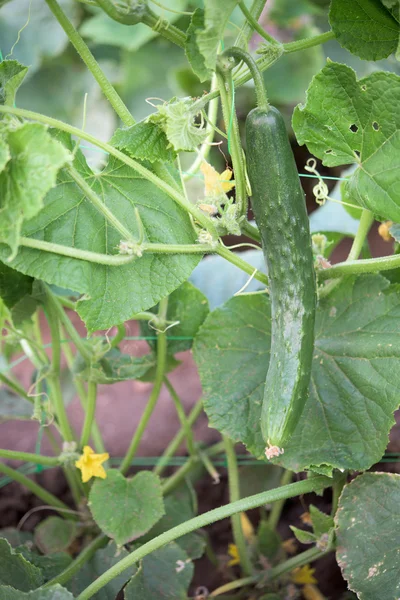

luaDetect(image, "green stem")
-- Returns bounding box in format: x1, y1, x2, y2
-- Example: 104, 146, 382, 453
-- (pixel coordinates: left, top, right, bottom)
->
164, 377, 196, 457
216, 69, 248, 217
183, 73, 219, 180
217, 245, 268, 286
238, 1, 279, 46
67, 166, 135, 242
235, 0, 267, 47
224, 436, 253, 576
0, 372, 32, 403
44, 290, 75, 442
283, 30, 336, 54
161, 456, 198, 496
79, 380, 97, 448
76, 476, 331, 600
268, 469, 293, 530
154, 398, 203, 476
45, 0, 134, 127
331, 471, 347, 516
241, 221, 261, 243
0, 105, 218, 238
119, 298, 168, 474
347, 209, 374, 261
109, 323, 126, 349
318, 253, 400, 280
0, 449, 59, 466
0, 462, 72, 514
210, 545, 328, 596
142, 11, 187, 48
222, 46, 269, 109
19, 237, 214, 264
43, 534, 108, 588
51, 296, 92, 363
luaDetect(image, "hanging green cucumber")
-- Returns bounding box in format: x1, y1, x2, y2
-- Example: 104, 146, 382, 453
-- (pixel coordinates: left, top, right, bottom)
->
221, 48, 316, 459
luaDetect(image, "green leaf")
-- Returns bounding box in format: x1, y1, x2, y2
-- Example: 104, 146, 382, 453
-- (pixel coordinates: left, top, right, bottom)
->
289, 526, 317, 545
0, 530, 33, 548
0, 538, 43, 591
111, 121, 177, 163
329, 0, 400, 61
193, 275, 400, 471
293, 61, 400, 222
89, 470, 165, 546
15, 548, 72, 583
238, 464, 283, 497
73, 349, 157, 384
309, 505, 334, 537
140, 282, 209, 355
66, 541, 136, 599
0, 123, 71, 258
185, 9, 209, 83
0, 60, 28, 107
257, 521, 282, 560
0, 261, 33, 309
124, 542, 193, 600
336, 472, 400, 599
149, 97, 207, 152
140, 482, 205, 560
33, 517, 77, 555
0, 584, 74, 599
1, 139, 200, 333
194, 0, 240, 79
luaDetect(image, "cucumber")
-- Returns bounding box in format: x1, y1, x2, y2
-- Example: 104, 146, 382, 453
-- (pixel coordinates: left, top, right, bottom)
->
245, 106, 316, 459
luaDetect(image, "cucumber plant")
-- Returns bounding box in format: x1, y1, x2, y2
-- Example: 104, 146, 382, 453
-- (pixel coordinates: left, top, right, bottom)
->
1, 1, 400, 599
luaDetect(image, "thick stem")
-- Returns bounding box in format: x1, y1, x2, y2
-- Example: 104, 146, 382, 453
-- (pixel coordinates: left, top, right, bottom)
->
0, 462, 72, 514
79, 380, 97, 448
216, 69, 248, 217
268, 469, 293, 529
235, 0, 268, 47
43, 534, 108, 588
217, 245, 268, 286
0, 372, 32, 403
0, 105, 218, 238
164, 377, 196, 457
0, 449, 59, 466
347, 209, 374, 261
154, 398, 203, 476
109, 323, 126, 349
45, 0, 135, 127
238, 1, 279, 46
222, 46, 269, 109
67, 166, 135, 242
241, 221, 261, 243
119, 298, 168, 474
142, 11, 186, 48
224, 436, 253, 576
283, 30, 336, 54
318, 253, 400, 280
76, 476, 331, 600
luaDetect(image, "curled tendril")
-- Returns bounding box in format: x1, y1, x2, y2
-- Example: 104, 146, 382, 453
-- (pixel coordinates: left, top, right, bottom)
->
305, 158, 329, 205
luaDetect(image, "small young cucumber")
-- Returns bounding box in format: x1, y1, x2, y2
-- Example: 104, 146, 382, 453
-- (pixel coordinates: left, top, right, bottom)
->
245, 106, 316, 459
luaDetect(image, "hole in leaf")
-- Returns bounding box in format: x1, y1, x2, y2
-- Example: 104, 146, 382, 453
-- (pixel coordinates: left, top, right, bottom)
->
372, 121, 380, 131
325, 149, 333, 154
354, 150, 361, 159
361, 84, 367, 91
349, 124, 358, 133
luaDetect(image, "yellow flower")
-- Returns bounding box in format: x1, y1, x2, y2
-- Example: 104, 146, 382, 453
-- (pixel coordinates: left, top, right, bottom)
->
378, 221, 393, 242
201, 161, 235, 196
303, 584, 326, 600
75, 446, 109, 483
227, 543, 240, 566
291, 565, 317, 585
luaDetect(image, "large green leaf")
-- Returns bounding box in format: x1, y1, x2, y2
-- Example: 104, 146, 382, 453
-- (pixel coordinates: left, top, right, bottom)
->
336, 472, 400, 599
329, 0, 400, 61
66, 541, 136, 599
89, 470, 165, 546
193, 275, 400, 472
1, 139, 200, 333
124, 542, 193, 600
0, 60, 28, 106
293, 61, 400, 222
0, 539, 43, 591
15, 549, 72, 583
33, 517, 77, 555
0, 261, 33, 309
0, 123, 71, 257
111, 121, 177, 163
0, 585, 74, 599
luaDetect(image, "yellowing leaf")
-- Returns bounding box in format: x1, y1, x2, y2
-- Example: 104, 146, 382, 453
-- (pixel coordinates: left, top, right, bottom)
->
201, 161, 235, 196
75, 445, 109, 483
291, 564, 317, 585
303, 584, 327, 600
